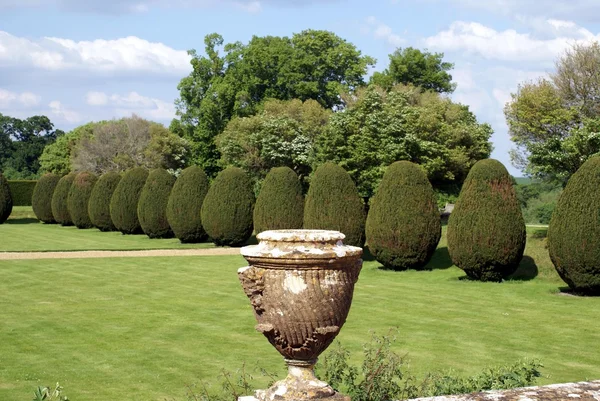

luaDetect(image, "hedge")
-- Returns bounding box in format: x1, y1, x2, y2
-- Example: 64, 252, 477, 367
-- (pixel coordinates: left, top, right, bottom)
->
137, 168, 175, 239
110, 167, 149, 234
67, 172, 98, 229
166, 166, 209, 243
51, 173, 77, 226
7, 180, 36, 206
32, 174, 60, 223
88, 172, 122, 232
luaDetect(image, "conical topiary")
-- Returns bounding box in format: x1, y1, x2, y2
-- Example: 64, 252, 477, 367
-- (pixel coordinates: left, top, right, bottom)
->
253, 167, 304, 234
166, 166, 209, 243
138, 168, 176, 239
0, 173, 12, 224
32, 173, 60, 223
110, 167, 149, 234
67, 172, 98, 229
88, 172, 122, 232
303, 163, 366, 247
548, 156, 600, 295
201, 167, 255, 246
51, 172, 77, 226
447, 159, 526, 282
366, 161, 441, 270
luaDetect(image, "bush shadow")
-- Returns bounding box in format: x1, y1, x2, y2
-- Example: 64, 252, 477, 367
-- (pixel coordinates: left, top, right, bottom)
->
426, 246, 454, 270
508, 256, 538, 281
6, 218, 39, 225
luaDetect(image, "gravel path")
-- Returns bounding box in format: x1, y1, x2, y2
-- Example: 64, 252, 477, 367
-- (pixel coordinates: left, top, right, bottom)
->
0, 248, 242, 260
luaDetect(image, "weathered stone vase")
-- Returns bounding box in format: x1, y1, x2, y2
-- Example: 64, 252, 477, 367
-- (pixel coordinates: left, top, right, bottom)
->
239, 229, 363, 401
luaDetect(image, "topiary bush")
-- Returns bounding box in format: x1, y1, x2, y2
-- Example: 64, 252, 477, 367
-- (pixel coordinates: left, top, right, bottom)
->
88, 172, 122, 232
51, 173, 77, 226
32, 173, 60, 223
201, 167, 255, 246
366, 161, 441, 270
253, 167, 304, 234
447, 159, 526, 282
67, 172, 98, 229
166, 166, 209, 243
137, 168, 176, 239
7, 180, 36, 206
0, 173, 13, 224
304, 163, 366, 248
110, 167, 149, 234
548, 157, 600, 295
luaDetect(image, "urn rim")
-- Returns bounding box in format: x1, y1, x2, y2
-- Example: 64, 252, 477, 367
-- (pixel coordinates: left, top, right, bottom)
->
256, 229, 346, 242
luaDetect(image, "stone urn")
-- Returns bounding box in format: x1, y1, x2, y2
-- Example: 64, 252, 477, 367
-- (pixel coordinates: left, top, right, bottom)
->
238, 229, 363, 401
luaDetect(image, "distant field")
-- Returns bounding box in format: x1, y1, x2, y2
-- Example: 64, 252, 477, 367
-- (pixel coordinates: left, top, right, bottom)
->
514, 176, 533, 185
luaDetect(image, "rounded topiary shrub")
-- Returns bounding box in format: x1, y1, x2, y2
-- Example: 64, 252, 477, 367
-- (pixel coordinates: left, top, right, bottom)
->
110, 167, 149, 234
51, 173, 77, 226
201, 167, 255, 246
366, 161, 441, 270
447, 159, 526, 282
548, 157, 600, 295
304, 163, 366, 248
137, 168, 176, 239
67, 172, 98, 229
166, 166, 209, 243
32, 173, 60, 223
0, 173, 12, 224
253, 167, 304, 234
88, 172, 122, 232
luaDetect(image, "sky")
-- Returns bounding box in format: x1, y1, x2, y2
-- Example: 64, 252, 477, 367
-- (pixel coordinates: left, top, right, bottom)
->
2, 0, 600, 176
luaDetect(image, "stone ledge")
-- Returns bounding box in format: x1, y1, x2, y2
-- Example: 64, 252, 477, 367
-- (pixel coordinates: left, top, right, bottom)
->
408, 380, 600, 400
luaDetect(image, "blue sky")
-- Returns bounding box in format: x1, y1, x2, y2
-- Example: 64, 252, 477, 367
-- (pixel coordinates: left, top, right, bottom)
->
2, 0, 600, 176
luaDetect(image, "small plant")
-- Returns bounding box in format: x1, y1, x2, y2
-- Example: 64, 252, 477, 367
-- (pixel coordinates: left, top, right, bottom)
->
32, 383, 68, 401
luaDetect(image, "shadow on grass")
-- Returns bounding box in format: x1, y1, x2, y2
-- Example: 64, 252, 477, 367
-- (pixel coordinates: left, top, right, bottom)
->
557, 286, 600, 297
508, 256, 539, 281
426, 247, 453, 270
5, 218, 40, 225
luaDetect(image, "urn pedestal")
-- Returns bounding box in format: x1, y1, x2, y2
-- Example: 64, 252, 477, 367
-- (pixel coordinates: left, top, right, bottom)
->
238, 230, 363, 401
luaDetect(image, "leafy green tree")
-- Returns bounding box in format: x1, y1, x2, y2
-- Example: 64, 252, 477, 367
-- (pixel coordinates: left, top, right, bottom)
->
0, 173, 12, 224
67, 172, 98, 229
366, 161, 441, 270
318, 85, 493, 198
216, 99, 330, 189
88, 172, 122, 231
173, 31, 375, 176
447, 159, 526, 282
39, 123, 95, 175
32, 173, 60, 223
304, 163, 366, 248
110, 167, 149, 234
370, 47, 456, 93
51, 173, 77, 226
137, 169, 176, 239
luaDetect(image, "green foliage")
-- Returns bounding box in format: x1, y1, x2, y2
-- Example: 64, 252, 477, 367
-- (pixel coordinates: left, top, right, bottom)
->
32, 174, 60, 223
319, 85, 493, 198
515, 181, 562, 224
88, 172, 122, 232
366, 161, 441, 270
39, 123, 93, 175
216, 99, 330, 188
370, 47, 456, 93
304, 163, 366, 247
51, 173, 76, 226
67, 172, 98, 229
137, 168, 176, 239
32, 383, 68, 401
166, 166, 210, 243
253, 167, 304, 234
548, 156, 600, 294
200, 167, 255, 246
110, 167, 149, 234
0, 173, 13, 224
447, 159, 526, 282
7, 180, 36, 206
173, 31, 375, 176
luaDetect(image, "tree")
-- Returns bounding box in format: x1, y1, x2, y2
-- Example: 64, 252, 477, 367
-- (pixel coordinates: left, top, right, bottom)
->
166, 166, 210, 243
0, 173, 12, 224
548, 156, 600, 295
318, 85, 493, 198
32, 173, 60, 223
71, 115, 188, 175
506, 41, 600, 185
173, 31, 375, 176
253, 167, 304, 234
447, 159, 526, 282
304, 163, 366, 248
370, 47, 455, 93
39, 123, 96, 175
216, 99, 330, 189
51, 173, 77, 226
200, 167, 255, 246
366, 161, 441, 270
67, 172, 98, 229
110, 167, 149, 234
0, 113, 64, 179
137, 168, 176, 239
88, 172, 122, 232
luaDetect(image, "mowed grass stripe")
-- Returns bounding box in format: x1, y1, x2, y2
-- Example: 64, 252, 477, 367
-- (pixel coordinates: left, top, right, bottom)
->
1, 248, 599, 401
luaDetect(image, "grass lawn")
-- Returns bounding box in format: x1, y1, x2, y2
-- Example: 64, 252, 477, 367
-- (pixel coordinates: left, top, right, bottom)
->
1, 207, 216, 252
1, 229, 599, 401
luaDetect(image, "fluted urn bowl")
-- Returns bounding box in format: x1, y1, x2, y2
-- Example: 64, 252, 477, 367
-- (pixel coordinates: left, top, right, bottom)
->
238, 229, 362, 401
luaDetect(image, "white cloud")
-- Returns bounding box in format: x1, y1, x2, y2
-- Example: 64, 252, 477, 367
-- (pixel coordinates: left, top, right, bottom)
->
86, 91, 176, 120
234, 0, 261, 13
423, 20, 600, 63
0, 31, 191, 74
49, 100, 81, 123
0, 89, 41, 108
365, 16, 405, 47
